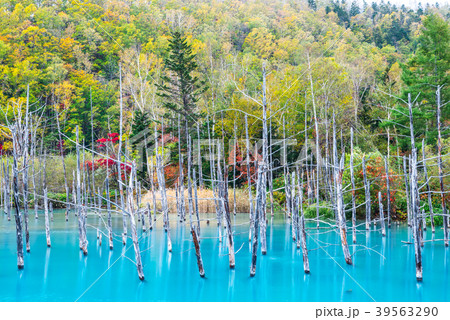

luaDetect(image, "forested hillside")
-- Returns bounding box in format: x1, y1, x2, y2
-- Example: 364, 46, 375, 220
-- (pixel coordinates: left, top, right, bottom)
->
0, 0, 448, 155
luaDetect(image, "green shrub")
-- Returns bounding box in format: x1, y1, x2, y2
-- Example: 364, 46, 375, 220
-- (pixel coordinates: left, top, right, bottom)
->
304, 201, 334, 219
47, 192, 68, 208
426, 212, 444, 227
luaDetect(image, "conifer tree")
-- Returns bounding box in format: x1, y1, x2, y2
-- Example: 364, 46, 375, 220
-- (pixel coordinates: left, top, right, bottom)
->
308, 0, 317, 11
393, 14, 449, 148
131, 109, 151, 182
157, 31, 208, 128
350, 1, 360, 16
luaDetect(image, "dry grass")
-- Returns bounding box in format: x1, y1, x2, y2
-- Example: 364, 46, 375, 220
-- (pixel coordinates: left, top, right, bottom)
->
141, 187, 251, 214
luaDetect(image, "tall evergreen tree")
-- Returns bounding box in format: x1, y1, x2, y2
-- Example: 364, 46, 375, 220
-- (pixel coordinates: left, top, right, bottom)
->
131, 109, 151, 182
350, 1, 360, 16
393, 14, 449, 148
308, 0, 317, 11
157, 31, 208, 128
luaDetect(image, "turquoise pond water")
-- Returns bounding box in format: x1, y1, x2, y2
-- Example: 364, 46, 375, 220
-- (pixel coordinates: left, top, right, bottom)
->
1, 210, 449, 302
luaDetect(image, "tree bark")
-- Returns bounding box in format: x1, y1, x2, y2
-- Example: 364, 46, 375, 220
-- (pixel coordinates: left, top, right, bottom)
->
379, 192, 386, 236
436, 86, 448, 246
350, 127, 357, 244
362, 156, 371, 231
422, 141, 435, 233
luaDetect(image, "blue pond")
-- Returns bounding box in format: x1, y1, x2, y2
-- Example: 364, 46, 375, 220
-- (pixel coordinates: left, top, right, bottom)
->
1, 210, 449, 302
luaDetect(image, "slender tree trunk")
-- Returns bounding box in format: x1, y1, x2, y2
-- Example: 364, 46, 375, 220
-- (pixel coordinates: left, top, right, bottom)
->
193, 168, 201, 235
408, 93, 423, 281
260, 62, 268, 255
76, 127, 88, 255
12, 140, 24, 268
308, 56, 321, 229
422, 141, 435, 233
233, 119, 237, 215
127, 164, 145, 280
384, 156, 391, 228
118, 65, 127, 246
3, 161, 10, 221
56, 108, 70, 219
403, 156, 411, 227
155, 122, 172, 252
436, 86, 448, 246
362, 156, 371, 231
191, 226, 205, 277
350, 127, 357, 244
245, 115, 254, 242
379, 192, 386, 236
250, 163, 264, 277
217, 145, 235, 268
105, 175, 113, 249
298, 172, 310, 273
197, 122, 203, 188
333, 116, 352, 265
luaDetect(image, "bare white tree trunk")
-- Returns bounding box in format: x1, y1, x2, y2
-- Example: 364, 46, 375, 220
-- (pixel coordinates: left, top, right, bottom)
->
76, 127, 88, 255
350, 127, 357, 244
105, 175, 113, 249
362, 156, 371, 231
3, 161, 10, 221
12, 136, 24, 268
407, 94, 423, 281
250, 162, 264, 277
422, 141, 435, 233
403, 156, 411, 227
436, 86, 448, 246
384, 156, 391, 228
298, 173, 310, 274
379, 192, 386, 236
127, 163, 145, 280
155, 122, 172, 252
245, 114, 254, 242
333, 116, 352, 265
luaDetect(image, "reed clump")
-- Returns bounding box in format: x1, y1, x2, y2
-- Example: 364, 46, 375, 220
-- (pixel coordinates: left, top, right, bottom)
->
141, 188, 251, 214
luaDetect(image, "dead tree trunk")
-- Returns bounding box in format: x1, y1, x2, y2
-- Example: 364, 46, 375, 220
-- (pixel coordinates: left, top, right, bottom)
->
105, 175, 113, 249
193, 168, 201, 235
403, 156, 411, 227
384, 156, 391, 228
333, 116, 352, 265
408, 93, 423, 281
44, 188, 51, 247
379, 192, 386, 236
350, 127, 357, 244
3, 161, 10, 221
11, 130, 24, 268
245, 114, 254, 242
76, 127, 88, 255
126, 163, 145, 280
362, 156, 371, 231
233, 119, 237, 216
41, 150, 52, 248
298, 172, 310, 273
118, 65, 127, 245
22, 90, 31, 252
197, 122, 203, 189
422, 141, 435, 233
56, 109, 70, 219
436, 86, 448, 246
308, 56, 321, 229
191, 226, 205, 277
187, 134, 206, 276
217, 144, 235, 268
260, 61, 268, 255
155, 122, 172, 252
250, 162, 264, 277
